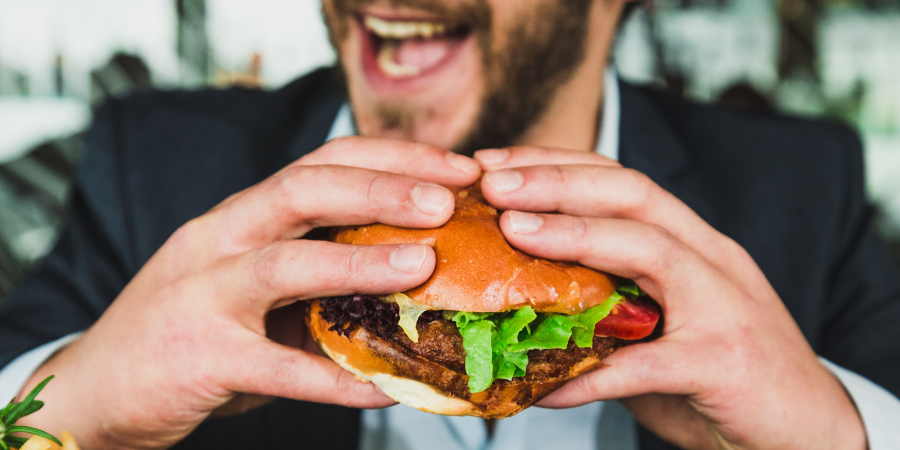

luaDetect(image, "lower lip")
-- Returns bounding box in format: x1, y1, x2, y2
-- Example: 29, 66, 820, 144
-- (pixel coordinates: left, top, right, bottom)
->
358, 18, 475, 92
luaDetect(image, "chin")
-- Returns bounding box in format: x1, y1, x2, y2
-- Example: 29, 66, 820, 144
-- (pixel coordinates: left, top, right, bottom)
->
333, 8, 489, 149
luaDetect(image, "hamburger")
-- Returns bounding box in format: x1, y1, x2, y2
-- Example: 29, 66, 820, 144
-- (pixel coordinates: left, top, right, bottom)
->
307, 182, 660, 419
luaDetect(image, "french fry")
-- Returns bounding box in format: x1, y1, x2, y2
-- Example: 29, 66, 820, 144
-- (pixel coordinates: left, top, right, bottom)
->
18, 436, 61, 450
59, 432, 79, 450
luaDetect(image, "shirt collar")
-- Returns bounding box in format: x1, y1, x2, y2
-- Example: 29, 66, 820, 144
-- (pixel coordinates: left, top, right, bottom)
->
326, 67, 621, 161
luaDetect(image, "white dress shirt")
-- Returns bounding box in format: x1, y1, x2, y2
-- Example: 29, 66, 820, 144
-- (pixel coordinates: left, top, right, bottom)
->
2, 68, 898, 449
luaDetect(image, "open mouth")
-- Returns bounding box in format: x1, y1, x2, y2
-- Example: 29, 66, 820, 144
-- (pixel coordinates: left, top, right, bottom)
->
358, 14, 474, 83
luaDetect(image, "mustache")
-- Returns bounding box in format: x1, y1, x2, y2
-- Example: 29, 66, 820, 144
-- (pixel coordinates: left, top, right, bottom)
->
329, 0, 491, 30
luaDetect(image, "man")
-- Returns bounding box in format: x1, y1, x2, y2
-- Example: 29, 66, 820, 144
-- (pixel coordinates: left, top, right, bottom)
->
1, 0, 899, 449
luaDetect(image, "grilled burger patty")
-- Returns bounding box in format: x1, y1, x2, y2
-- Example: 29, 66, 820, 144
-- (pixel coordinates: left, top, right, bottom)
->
315, 295, 621, 413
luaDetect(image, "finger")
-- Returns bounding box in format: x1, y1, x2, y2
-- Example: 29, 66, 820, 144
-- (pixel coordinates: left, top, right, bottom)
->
498, 211, 738, 324
211, 394, 276, 418
212, 240, 436, 316
483, 165, 767, 293
536, 338, 693, 407
474, 146, 620, 171
191, 165, 456, 254
298, 136, 481, 186
223, 335, 397, 409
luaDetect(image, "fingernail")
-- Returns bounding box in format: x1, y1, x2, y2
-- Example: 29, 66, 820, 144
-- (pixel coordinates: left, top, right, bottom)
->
474, 149, 509, 165
390, 245, 427, 274
445, 152, 479, 173
412, 183, 452, 217
483, 170, 523, 194
508, 211, 544, 234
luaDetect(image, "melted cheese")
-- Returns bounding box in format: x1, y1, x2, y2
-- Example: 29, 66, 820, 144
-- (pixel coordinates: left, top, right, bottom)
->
386, 292, 434, 343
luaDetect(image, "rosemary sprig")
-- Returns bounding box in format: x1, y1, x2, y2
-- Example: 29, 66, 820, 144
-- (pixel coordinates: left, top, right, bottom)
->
0, 376, 62, 448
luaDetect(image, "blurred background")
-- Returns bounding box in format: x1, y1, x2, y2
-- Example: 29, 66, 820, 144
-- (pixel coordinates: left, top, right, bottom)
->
0, 0, 899, 296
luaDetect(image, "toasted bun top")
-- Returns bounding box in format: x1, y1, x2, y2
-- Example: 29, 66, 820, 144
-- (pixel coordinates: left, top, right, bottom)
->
333, 182, 616, 314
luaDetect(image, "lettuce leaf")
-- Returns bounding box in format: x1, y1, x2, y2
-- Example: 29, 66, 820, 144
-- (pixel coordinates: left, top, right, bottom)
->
494, 307, 536, 380
451, 311, 494, 328
455, 318, 494, 393
498, 307, 536, 344
505, 293, 621, 354
448, 287, 628, 393
450, 307, 537, 392
616, 279, 645, 298
571, 292, 622, 347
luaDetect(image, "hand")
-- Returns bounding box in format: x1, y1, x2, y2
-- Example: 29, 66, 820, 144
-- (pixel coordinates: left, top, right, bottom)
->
19, 137, 481, 450
475, 147, 866, 450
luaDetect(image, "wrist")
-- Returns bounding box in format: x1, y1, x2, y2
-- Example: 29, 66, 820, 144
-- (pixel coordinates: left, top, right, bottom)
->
825, 369, 868, 450
15, 340, 108, 450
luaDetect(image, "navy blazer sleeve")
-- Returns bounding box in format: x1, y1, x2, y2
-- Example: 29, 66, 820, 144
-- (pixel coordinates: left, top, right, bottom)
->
819, 126, 900, 398
0, 100, 134, 367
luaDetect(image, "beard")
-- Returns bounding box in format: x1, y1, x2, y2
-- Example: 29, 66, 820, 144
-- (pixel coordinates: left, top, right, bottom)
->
322, 0, 594, 156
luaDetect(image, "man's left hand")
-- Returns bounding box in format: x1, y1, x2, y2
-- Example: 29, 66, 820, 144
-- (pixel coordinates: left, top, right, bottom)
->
475, 146, 866, 450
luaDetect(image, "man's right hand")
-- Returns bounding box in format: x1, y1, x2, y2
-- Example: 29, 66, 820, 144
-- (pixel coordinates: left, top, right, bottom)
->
17, 137, 481, 450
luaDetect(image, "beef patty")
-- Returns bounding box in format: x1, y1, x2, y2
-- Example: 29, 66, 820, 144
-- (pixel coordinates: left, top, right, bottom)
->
315, 296, 621, 417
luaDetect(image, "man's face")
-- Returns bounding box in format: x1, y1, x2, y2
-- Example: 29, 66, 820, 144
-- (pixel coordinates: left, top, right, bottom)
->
321, 0, 595, 154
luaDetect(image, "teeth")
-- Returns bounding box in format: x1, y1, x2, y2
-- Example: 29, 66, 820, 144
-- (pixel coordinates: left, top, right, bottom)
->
377, 41, 421, 77
364, 15, 449, 39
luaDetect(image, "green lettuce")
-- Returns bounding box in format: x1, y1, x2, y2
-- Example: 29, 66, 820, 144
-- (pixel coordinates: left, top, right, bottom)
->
616, 278, 645, 298
456, 319, 494, 392
448, 287, 629, 393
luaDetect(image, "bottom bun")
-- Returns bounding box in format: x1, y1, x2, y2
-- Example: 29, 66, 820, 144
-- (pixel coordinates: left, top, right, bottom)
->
307, 300, 620, 419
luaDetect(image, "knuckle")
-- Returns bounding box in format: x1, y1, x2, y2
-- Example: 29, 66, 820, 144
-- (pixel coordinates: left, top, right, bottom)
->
171, 217, 204, 245
277, 166, 327, 226
269, 166, 311, 215
602, 156, 624, 168
266, 353, 300, 388
623, 169, 657, 210
569, 372, 601, 398
540, 165, 569, 210
320, 136, 360, 161
362, 172, 396, 207
311, 243, 369, 291
569, 216, 589, 243
167, 217, 220, 261
253, 244, 288, 293
721, 235, 754, 267
334, 367, 361, 396
547, 164, 567, 186
299, 137, 356, 165
410, 140, 441, 158
508, 145, 537, 159
277, 165, 309, 198
342, 246, 368, 285
642, 224, 682, 275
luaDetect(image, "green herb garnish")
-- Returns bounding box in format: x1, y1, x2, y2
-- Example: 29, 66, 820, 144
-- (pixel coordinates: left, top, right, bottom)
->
0, 376, 62, 449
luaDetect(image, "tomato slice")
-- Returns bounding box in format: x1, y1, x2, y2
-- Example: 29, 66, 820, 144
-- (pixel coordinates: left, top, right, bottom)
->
594, 298, 660, 340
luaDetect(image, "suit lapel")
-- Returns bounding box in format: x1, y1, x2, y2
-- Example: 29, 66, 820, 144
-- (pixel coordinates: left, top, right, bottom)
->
618, 81, 720, 233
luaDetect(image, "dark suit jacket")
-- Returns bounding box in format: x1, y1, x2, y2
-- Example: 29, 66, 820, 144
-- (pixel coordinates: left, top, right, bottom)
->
2, 68, 899, 450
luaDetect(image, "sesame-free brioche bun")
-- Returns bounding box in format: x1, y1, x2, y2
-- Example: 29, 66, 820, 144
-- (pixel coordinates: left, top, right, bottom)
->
333, 183, 617, 314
